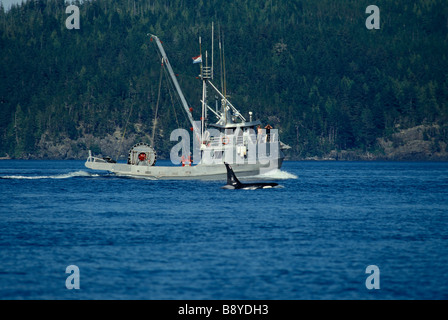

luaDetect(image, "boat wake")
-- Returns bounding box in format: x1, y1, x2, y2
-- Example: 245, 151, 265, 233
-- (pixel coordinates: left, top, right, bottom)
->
248, 169, 298, 180
0, 170, 101, 180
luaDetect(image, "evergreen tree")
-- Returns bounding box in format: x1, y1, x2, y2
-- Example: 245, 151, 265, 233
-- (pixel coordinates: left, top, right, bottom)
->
0, 0, 446, 159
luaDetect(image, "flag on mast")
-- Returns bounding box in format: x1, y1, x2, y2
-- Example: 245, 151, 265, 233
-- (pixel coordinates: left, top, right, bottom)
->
192, 55, 202, 64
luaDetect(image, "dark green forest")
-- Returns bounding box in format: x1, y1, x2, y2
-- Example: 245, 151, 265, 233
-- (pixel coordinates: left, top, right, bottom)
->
1, 0, 448, 160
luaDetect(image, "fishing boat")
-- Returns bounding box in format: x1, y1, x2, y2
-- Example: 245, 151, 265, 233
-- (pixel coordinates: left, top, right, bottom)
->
85, 31, 290, 179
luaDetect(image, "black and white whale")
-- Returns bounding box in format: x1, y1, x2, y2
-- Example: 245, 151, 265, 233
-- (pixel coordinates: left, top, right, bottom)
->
222, 162, 279, 190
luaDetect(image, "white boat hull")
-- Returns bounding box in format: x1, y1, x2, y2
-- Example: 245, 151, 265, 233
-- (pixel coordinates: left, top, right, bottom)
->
85, 156, 284, 180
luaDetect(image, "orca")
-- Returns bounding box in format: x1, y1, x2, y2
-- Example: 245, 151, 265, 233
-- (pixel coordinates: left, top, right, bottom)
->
222, 162, 279, 190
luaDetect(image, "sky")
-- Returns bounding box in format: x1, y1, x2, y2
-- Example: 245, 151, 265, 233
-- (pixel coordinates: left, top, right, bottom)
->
1, 0, 25, 10
1, 0, 83, 10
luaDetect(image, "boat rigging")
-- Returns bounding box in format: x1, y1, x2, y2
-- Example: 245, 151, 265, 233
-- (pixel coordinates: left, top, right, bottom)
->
85, 26, 290, 179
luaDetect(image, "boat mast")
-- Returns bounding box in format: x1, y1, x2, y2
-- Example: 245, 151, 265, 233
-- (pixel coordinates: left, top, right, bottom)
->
149, 34, 200, 140
200, 27, 213, 146
198, 36, 205, 145
211, 22, 214, 80
201, 52, 212, 145
222, 32, 227, 123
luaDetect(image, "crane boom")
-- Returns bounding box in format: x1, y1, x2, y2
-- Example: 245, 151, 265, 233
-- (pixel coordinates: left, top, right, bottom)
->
149, 34, 200, 138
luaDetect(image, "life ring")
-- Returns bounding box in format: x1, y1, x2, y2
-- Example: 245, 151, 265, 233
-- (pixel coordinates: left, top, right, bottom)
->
222, 136, 230, 145
138, 153, 147, 162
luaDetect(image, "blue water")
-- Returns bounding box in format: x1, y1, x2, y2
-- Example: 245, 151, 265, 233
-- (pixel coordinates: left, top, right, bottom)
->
0, 160, 447, 300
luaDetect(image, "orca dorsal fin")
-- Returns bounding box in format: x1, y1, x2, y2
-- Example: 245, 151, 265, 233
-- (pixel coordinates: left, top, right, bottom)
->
224, 162, 242, 187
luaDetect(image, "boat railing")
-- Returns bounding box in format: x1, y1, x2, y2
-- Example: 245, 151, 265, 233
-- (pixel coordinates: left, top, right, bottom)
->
258, 133, 278, 143
86, 150, 107, 163
207, 133, 277, 146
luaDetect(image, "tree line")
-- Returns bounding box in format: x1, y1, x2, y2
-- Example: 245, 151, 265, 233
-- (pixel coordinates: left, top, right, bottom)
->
0, 0, 447, 159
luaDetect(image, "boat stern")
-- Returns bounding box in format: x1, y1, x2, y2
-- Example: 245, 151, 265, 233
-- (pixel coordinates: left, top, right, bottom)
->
85, 150, 116, 171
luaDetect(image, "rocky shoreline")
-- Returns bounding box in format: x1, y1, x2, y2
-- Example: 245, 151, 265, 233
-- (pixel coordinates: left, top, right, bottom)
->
290, 124, 448, 161
2, 125, 447, 162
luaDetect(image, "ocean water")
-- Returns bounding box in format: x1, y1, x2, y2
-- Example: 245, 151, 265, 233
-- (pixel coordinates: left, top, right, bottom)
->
0, 160, 447, 300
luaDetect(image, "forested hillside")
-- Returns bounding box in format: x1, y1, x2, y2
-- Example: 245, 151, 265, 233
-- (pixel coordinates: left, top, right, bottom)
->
1, 0, 447, 160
